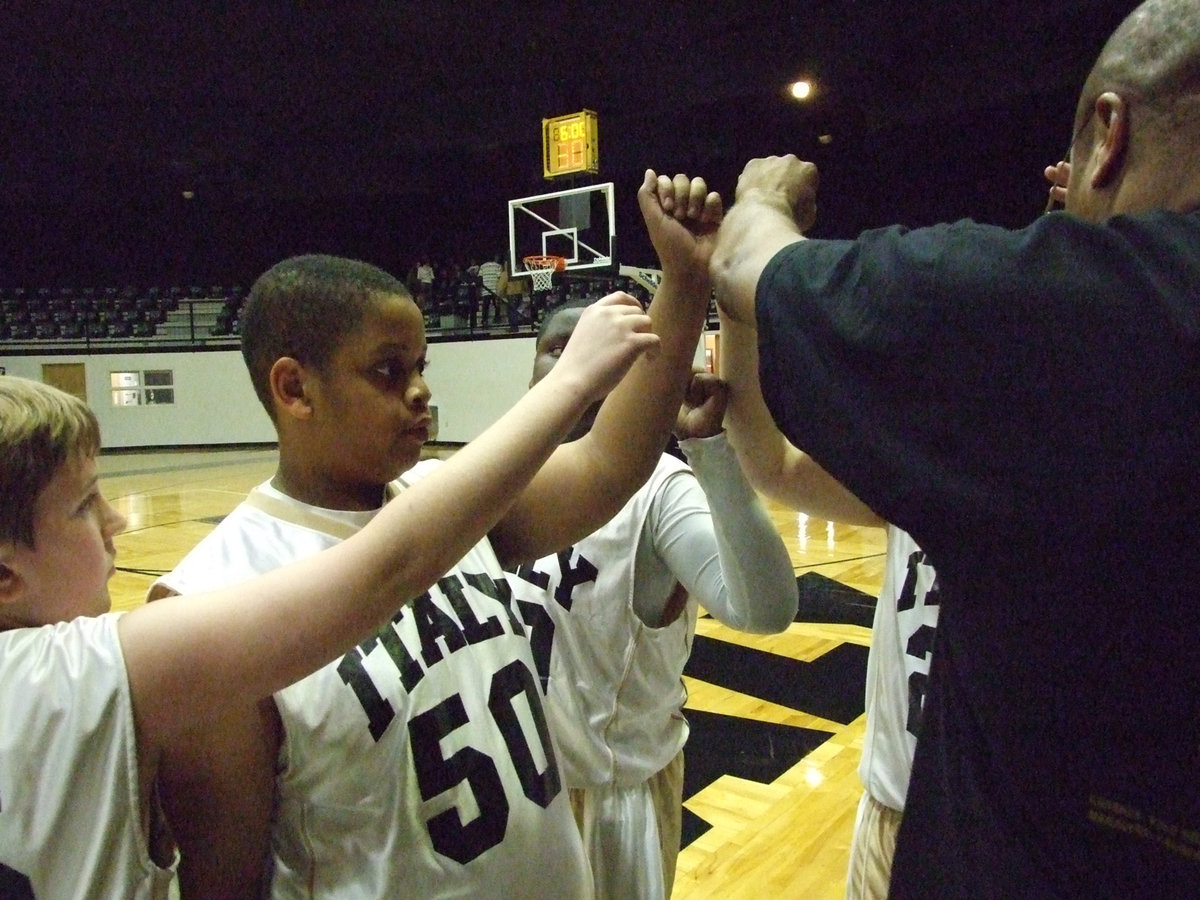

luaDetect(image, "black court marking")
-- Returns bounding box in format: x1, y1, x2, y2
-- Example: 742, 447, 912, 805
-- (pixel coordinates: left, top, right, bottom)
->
795, 572, 876, 627
699, 572, 875, 628
681, 806, 711, 847
685, 635, 867, 726
681, 575, 874, 847
198, 515, 227, 525
680, 711, 835, 846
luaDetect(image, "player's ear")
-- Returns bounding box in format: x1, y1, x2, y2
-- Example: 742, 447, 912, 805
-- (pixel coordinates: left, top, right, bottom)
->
269, 357, 314, 421
1089, 91, 1129, 190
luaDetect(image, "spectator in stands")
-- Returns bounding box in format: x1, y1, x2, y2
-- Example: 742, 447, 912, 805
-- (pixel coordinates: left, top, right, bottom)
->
501, 260, 531, 330
414, 258, 434, 310
478, 254, 505, 325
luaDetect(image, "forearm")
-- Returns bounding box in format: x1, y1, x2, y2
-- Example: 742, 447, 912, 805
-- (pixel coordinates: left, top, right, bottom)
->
677, 433, 797, 633
719, 312, 796, 496
494, 272, 709, 563
710, 194, 805, 326
719, 313, 882, 526
585, 268, 709, 486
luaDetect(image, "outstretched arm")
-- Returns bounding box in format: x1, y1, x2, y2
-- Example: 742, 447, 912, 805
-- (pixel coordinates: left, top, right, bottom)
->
645, 371, 798, 634
710, 155, 817, 326
119, 294, 660, 752
719, 311, 882, 526
491, 171, 721, 565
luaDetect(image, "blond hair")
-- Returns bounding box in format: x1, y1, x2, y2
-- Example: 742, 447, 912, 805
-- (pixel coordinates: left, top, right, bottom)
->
0, 377, 101, 547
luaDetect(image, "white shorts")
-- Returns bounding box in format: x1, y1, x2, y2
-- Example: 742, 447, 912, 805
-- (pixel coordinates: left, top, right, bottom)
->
568, 750, 684, 900
846, 790, 903, 900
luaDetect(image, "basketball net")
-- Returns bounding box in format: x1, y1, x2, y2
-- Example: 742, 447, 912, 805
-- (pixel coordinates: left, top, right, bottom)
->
523, 255, 564, 292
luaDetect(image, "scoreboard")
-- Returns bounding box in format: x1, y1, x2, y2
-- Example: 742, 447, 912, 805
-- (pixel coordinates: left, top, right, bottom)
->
542, 109, 599, 178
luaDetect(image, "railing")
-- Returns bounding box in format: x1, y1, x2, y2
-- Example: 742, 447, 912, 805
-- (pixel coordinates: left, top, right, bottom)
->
0, 276, 717, 355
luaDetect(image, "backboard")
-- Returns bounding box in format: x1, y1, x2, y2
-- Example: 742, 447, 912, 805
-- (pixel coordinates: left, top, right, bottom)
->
507, 182, 615, 275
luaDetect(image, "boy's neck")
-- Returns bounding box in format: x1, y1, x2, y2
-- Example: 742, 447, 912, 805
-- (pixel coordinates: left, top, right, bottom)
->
270, 470, 387, 512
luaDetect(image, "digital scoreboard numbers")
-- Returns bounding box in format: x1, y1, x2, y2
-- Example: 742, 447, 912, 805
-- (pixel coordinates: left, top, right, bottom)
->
542, 110, 599, 178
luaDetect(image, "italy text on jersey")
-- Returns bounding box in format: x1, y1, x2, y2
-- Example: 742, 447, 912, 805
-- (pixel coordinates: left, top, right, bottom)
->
334, 568, 563, 864
509, 546, 598, 684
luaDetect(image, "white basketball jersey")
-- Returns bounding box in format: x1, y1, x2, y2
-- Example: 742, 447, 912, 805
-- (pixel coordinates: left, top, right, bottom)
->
858, 526, 941, 811
0, 615, 176, 899
508, 454, 695, 790
155, 461, 592, 899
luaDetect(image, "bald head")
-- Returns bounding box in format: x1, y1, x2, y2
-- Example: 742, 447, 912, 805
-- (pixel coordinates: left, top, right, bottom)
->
1065, 0, 1200, 219
1087, 0, 1200, 105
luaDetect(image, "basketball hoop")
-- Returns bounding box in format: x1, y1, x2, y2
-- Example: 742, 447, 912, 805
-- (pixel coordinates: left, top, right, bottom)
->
522, 255, 565, 292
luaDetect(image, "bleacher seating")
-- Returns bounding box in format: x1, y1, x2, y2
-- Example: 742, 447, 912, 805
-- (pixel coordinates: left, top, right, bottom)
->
0, 270, 593, 349
0, 284, 248, 347
210, 290, 245, 336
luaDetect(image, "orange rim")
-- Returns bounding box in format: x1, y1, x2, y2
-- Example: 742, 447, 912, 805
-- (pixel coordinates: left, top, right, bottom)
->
523, 255, 566, 272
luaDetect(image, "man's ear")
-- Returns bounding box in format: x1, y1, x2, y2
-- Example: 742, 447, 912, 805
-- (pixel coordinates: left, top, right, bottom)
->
269, 357, 314, 421
1089, 91, 1130, 190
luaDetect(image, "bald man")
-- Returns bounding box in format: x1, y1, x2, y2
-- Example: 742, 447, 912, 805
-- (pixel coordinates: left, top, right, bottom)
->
706, 0, 1200, 894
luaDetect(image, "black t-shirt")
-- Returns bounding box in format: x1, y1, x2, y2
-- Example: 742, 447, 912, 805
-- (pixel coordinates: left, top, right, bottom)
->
756, 211, 1200, 896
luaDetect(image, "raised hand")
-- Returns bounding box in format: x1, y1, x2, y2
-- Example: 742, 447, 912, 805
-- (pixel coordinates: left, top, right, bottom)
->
735, 155, 819, 233
555, 292, 659, 404
637, 170, 723, 282
674, 369, 729, 440
1043, 159, 1071, 212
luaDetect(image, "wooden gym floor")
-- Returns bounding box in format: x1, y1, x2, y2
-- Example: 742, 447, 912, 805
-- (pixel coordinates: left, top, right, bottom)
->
102, 444, 887, 899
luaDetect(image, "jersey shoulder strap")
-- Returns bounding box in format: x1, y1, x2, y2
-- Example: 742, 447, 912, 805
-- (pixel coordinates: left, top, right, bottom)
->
241, 482, 402, 541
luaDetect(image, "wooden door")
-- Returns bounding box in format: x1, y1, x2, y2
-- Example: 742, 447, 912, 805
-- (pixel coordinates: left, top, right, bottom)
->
42, 362, 87, 401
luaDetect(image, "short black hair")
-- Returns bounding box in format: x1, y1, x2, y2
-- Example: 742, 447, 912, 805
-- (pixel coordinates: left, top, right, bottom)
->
535, 296, 597, 345
240, 255, 412, 417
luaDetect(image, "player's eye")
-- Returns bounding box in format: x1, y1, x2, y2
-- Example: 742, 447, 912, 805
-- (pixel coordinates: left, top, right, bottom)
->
372, 360, 406, 383
373, 357, 427, 385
